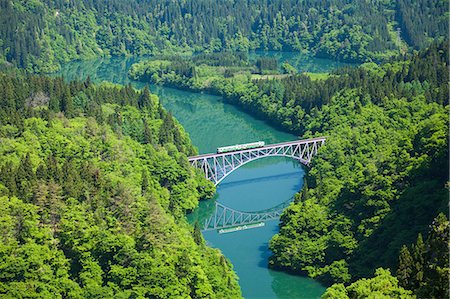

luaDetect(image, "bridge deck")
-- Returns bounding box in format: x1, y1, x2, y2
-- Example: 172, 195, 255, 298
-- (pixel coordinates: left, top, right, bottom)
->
188, 136, 327, 161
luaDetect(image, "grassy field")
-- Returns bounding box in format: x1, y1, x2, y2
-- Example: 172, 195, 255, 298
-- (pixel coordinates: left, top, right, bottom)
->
302, 72, 332, 80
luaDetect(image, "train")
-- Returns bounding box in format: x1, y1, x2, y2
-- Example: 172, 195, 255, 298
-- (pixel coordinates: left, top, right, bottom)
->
216, 141, 265, 154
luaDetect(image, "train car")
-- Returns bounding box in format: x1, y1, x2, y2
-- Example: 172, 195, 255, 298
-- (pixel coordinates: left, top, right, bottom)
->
217, 141, 265, 153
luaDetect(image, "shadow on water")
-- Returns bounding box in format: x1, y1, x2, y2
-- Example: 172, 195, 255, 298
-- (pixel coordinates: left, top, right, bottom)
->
258, 243, 272, 268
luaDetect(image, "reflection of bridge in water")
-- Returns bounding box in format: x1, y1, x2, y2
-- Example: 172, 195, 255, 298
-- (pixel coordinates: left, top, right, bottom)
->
203, 199, 292, 231
189, 137, 327, 231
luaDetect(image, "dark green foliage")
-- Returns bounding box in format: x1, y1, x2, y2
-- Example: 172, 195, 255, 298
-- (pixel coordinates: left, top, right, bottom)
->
266, 43, 449, 284
326, 214, 450, 298
397, 246, 414, 290
0, 196, 83, 298
141, 169, 149, 196
192, 52, 250, 67
395, 214, 450, 298
172, 41, 450, 288
138, 86, 152, 110
256, 57, 278, 74
143, 118, 154, 145
193, 221, 204, 246
128, 54, 256, 92
396, 0, 448, 49
0, 0, 448, 71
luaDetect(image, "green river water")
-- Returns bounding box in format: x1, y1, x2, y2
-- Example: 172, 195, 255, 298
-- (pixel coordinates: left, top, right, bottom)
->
57, 54, 352, 298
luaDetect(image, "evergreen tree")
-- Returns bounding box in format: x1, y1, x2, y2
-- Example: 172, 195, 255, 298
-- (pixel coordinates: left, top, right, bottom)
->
35, 163, 47, 180
45, 155, 62, 183
1, 162, 17, 196
141, 169, 149, 196
48, 96, 60, 112
158, 112, 175, 145
412, 233, 425, 290
16, 153, 35, 199
61, 86, 74, 117
397, 245, 413, 289
300, 180, 308, 201
62, 160, 82, 198
143, 119, 153, 145
138, 86, 152, 109
193, 221, 204, 246
420, 213, 449, 299
84, 75, 91, 88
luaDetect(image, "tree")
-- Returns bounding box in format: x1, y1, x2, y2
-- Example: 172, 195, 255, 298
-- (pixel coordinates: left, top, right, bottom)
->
395, 214, 449, 298
422, 213, 449, 299
193, 221, 203, 246
281, 62, 297, 74
138, 86, 152, 109
323, 268, 415, 299
61, 86, 74, 117
397, 245, 414, 289
141, 169, 149, 196
412, 234, 425, 290
16, 153, 35, 199
143, 119, 153, 144
158, 112, 175, 145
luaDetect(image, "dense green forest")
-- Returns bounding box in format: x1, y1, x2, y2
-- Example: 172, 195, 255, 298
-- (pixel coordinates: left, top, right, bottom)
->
0, 0, 448, 297
0, 71, 242, 298
322, 213, 449, 298
131, 41, 450, 297
1, 0, 448, 72
127, 52, 283, 91
209, 42, 448, 297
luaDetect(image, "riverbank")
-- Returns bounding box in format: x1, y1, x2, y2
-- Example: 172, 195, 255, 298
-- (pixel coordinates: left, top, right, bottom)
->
56, 54, 339, 298
126, 53, 343, 135
128, 44, 449, 292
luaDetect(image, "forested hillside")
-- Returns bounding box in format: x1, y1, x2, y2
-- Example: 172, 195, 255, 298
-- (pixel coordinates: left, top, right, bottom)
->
0, 72, 242, 298
0, 0, 448, 72
130, 39, 450, 298
155, 41, 449, 297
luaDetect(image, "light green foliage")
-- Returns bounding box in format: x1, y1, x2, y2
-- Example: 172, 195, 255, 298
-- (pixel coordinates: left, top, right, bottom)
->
0, 115, 241, 298
0, 73, 242, 298
323, 268, 415, 299
281, 62, 298, 74
303, 72, 330, 81
0, 196, 83, 298
128, 53, 254, 92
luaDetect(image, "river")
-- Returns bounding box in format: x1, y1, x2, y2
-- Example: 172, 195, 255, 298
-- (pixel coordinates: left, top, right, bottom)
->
56, 54, 351, 298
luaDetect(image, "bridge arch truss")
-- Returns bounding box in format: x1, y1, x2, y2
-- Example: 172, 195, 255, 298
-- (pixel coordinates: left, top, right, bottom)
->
188, 137, 326, 185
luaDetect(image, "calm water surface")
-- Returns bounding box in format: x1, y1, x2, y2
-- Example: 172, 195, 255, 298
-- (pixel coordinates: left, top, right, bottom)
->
56, 53, 348, 298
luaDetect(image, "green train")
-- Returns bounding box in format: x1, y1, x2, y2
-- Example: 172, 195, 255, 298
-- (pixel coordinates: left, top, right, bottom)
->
217, 141, 265, 153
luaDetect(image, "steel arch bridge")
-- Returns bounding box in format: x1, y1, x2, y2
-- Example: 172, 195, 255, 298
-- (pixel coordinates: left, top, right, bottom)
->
203, 200, 292, 231
188, 137, 326, 186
